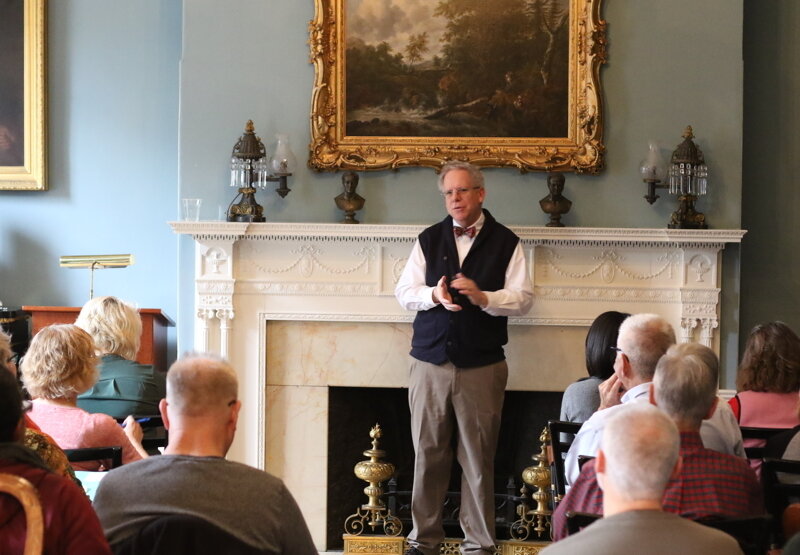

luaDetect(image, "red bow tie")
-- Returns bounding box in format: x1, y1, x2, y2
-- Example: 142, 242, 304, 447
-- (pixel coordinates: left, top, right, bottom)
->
454, 226, 476, 238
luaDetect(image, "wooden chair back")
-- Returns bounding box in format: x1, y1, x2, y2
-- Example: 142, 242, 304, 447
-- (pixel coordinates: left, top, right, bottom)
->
0, 473, 44, 555
564, 510, 600, 536
114, 514, 264, 555
740, 426, 791, 461
64, 446, 123, 470
547, 420, 582, 504
762, 457, 800, 546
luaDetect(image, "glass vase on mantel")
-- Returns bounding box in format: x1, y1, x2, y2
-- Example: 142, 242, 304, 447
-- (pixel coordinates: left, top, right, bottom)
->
269, 134, 297, 175
640, 141, 666, 182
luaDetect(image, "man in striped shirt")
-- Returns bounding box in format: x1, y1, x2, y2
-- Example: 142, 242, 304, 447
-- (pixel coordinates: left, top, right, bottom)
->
552, 342, 762, 541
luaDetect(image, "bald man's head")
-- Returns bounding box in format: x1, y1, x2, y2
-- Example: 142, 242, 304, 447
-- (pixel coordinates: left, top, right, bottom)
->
166, 355, 238, 417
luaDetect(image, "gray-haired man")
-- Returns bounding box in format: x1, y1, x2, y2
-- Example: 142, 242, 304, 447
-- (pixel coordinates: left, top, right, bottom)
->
395, 161, 533, 555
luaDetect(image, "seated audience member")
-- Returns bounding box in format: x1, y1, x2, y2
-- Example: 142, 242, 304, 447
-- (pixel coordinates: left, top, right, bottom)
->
93, 354, 317, 554
21, 325, 148, 469
542, 403, 743, 555
0, 329, 80, 484
730, 321, 800, 427
564, 313, 744, 486
553, 342, 762, 540
0, 368, 111, 554
76, 296, 166, 419
560, 311, 629, 423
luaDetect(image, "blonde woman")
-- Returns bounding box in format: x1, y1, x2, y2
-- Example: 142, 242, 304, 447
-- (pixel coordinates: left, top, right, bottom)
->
22, 324, 148, 470
0, 329, 80, 483
75, 296, 165, 419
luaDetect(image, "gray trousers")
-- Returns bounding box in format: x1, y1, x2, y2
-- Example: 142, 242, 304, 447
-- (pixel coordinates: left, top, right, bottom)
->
407, 358, 508, 555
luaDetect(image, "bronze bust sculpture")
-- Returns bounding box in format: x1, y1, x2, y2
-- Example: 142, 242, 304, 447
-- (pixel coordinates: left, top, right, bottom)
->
335, 171, 365, 224
539, 173, 572, 227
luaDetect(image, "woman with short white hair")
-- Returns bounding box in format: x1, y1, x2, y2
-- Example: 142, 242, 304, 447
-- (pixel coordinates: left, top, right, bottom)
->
22, 324, 148, 470
75, 296, 165, 419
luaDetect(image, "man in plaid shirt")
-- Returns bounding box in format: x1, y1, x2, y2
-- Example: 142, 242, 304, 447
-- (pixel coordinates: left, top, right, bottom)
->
552, 342, 763, 541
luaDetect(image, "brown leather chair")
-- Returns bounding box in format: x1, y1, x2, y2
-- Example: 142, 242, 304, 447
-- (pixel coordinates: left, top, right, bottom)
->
0, 473, 44, 555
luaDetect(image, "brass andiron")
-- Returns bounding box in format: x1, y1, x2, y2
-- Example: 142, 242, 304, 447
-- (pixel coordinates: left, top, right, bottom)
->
344, 424, 402, 537
510, 426, 552, 541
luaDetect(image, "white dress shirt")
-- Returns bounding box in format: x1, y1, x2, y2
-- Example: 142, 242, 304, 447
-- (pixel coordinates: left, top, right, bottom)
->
395, 213, 533, 316
564, 384, 746, 487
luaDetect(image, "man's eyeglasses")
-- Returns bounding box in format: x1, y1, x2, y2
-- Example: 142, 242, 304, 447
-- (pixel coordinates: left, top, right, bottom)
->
609, 346, 624, 355
440, 186, 482, 198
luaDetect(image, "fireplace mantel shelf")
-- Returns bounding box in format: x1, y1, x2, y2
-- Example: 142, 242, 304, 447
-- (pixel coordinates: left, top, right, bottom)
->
171, 221, 745, 246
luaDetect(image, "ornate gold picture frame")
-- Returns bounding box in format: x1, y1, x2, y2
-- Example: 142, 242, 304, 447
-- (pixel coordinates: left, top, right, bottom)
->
0, 0, 47, 191
309, 0, 606, 173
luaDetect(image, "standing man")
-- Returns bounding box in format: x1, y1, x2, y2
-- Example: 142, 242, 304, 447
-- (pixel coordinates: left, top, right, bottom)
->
395, 161, 533, 555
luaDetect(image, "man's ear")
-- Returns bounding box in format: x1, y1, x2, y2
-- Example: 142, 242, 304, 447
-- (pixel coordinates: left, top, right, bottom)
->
703, 396, 719, 420
159, 398, 170, 430
230, 400, 242, 426
596, 449, 606, 473
596, 449, 607, 490
620, 354, 633, 380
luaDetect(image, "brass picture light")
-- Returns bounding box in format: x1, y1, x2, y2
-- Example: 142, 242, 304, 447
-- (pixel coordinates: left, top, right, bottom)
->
59, 254, 134, 300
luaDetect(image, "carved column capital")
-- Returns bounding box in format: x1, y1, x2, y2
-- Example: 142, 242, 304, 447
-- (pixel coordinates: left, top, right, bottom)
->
216, 308, 235, 321
699, 318, 719, 348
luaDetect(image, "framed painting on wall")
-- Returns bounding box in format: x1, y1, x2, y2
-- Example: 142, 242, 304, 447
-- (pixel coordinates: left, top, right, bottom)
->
0, 0, 46, 191
309, 0, 606, 173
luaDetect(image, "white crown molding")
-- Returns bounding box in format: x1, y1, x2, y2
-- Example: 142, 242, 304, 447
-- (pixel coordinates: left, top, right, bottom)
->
171, 221, 745, 246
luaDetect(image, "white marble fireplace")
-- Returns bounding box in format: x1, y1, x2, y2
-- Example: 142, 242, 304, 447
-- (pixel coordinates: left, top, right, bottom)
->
172, 221, 744, 548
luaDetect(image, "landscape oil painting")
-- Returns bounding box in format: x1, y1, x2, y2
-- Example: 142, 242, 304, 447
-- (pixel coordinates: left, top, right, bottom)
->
309, 0, 606, 173
345, 0, 569, 139
0, 0, 47, 190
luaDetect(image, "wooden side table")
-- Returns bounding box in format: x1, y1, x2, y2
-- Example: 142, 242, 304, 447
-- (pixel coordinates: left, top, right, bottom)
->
22, 306, 174, 373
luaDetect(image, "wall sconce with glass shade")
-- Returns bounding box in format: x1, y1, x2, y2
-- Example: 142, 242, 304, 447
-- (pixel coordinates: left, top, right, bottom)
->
640, 126, 709, 229
227, 120, 297, 222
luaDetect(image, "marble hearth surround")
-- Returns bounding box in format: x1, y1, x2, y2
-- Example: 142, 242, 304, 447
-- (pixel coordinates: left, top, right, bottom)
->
171, 221, 744, 547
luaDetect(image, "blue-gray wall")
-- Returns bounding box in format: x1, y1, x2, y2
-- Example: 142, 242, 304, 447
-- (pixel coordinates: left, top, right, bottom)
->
178, 0, 745, 384
0, 0, 181, 357
0, 0, 755, 385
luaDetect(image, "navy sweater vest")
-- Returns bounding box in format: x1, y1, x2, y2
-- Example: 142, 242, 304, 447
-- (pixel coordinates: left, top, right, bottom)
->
410, 209, 520, 368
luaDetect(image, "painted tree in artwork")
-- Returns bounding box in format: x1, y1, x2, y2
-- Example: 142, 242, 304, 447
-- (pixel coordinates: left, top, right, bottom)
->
345, 0, 569, 137
405, 32, 430, 68
434, 0, 569, 136
526, 0, 569, 87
